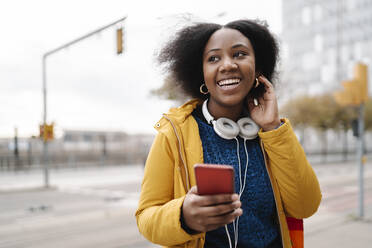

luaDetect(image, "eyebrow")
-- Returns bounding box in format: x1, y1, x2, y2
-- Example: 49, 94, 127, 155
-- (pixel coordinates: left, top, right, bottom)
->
204, 48, 220, 56
204, 43, 250, 56
231, 43, 249, 49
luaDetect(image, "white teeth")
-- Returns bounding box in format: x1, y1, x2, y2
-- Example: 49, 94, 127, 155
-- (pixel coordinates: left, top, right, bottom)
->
218, 78, 240, 86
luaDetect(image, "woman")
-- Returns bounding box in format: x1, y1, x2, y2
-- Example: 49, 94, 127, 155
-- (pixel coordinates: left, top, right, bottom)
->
135, 19, 321, 248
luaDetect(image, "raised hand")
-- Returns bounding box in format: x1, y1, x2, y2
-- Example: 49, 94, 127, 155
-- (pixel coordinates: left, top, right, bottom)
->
247, 75, 281, 131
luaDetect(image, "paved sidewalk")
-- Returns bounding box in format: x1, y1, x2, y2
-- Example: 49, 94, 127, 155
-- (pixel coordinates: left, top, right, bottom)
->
304, 161, 372, 248
305, 211, 372, 248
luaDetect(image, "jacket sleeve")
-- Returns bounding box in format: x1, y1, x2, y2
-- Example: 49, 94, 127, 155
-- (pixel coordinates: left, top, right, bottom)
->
258, 118, 322, 219
135, 132, 202, 246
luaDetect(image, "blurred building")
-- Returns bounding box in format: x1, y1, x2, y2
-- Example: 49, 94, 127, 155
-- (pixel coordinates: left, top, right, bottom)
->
281, 0, 372, 98
0, 130, 154, 170
63, 130, 129, 151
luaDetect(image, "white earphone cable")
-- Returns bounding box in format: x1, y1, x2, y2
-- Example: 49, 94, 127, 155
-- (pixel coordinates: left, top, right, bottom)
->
229, 138, 240, 247
240, 139, 249, 195
230, 138, 250, 248
225, 224, 233, 248
235, 137, 242, 193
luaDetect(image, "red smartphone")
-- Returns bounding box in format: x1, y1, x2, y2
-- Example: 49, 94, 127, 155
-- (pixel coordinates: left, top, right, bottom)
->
194, 163, 234, 195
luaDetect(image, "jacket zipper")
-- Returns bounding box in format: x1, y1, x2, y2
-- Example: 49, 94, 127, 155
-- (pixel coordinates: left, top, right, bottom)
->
260, 140, 286, 248
162, 114, 190, 191
163, 114, 204, 248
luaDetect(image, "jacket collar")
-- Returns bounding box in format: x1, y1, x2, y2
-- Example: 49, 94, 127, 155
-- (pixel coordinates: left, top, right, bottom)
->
162, 99, 201, 124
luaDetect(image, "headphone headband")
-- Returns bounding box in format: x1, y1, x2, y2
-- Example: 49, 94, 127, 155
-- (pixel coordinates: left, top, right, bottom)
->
202, 99, 215, 125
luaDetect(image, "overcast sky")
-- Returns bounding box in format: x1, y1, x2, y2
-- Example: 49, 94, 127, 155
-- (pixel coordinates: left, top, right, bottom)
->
0, 0, 282, 138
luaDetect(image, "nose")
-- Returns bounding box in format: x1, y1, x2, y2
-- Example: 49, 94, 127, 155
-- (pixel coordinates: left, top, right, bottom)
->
219, 58, 238, 73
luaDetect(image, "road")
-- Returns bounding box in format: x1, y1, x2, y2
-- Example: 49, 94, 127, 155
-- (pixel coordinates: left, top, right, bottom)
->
0, 162, 371, 247
0, 165, 156, 248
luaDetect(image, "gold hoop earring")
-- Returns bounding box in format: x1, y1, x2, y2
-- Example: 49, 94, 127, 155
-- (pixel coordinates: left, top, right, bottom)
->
200, 83, 209, 95
254, 78, 260, 88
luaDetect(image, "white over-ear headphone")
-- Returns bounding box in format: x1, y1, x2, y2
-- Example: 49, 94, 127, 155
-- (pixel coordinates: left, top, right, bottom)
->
202, 99, 259, 140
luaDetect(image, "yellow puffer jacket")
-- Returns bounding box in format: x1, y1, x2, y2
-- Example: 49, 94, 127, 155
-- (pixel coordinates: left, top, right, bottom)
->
135, 99, 321, 248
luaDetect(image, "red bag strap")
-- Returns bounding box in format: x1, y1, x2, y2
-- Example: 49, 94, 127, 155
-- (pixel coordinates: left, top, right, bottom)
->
286, 217, 303, 248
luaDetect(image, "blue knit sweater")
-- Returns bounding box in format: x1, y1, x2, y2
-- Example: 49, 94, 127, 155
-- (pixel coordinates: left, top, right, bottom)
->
192, 112, 281, 248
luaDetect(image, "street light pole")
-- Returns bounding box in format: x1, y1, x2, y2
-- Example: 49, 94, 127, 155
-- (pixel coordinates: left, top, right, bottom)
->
357, 103, 365, 218
335, 0, 343, 83
41, 15, 127, 188
42, 55, 49, 187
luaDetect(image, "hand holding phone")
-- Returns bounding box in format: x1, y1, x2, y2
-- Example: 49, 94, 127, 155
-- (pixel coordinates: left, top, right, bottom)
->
182, 185, 242, 233
181, 164, 239, 233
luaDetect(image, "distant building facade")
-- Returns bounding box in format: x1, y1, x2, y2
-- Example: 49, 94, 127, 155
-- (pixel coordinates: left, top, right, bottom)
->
0, 130, 154, 169
281, 0, 372, 98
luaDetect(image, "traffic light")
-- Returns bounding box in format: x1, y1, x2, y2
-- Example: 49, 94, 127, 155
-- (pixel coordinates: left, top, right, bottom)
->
333, 63, 369, 106
45, 123, 54, 141
39, 123, 54, 141
355, 63, 368, 103
116, 27, 123, 54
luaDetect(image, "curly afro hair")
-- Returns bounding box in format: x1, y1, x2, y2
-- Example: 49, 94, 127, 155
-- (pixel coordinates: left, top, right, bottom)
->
157, 19, 279, 100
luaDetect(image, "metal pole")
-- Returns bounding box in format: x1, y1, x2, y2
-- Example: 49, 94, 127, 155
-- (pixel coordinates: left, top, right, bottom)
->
14, 127, 19, 169
335, 0, 342, 83
357, 103, 365, 218
42, 55, 49, 188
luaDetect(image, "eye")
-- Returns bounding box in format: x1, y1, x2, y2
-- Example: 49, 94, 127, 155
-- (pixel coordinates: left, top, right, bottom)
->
233, 51, 247, 58
207, 55, 219, 62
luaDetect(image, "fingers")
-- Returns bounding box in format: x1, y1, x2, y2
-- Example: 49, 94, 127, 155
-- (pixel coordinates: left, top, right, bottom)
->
187, 205, 243, 232
247, 96, 264, 112
207, 208, 243, 225
249, 75, 276, 106
188, 186, 239, 207
258, 75, 273, 90
201, 199, 241, 217
182, 191, 243, 232
247, 75, 273, 106
187, 189, 241, 216
199, 193, 239, 207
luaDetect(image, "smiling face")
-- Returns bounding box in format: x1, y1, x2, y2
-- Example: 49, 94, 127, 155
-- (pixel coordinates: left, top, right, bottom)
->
203, 28, 256, 118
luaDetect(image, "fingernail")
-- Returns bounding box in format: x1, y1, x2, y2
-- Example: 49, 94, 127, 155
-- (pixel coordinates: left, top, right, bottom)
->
234, 201, 242, 208
231, 194, 239, 201
237, 208, 243, 216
